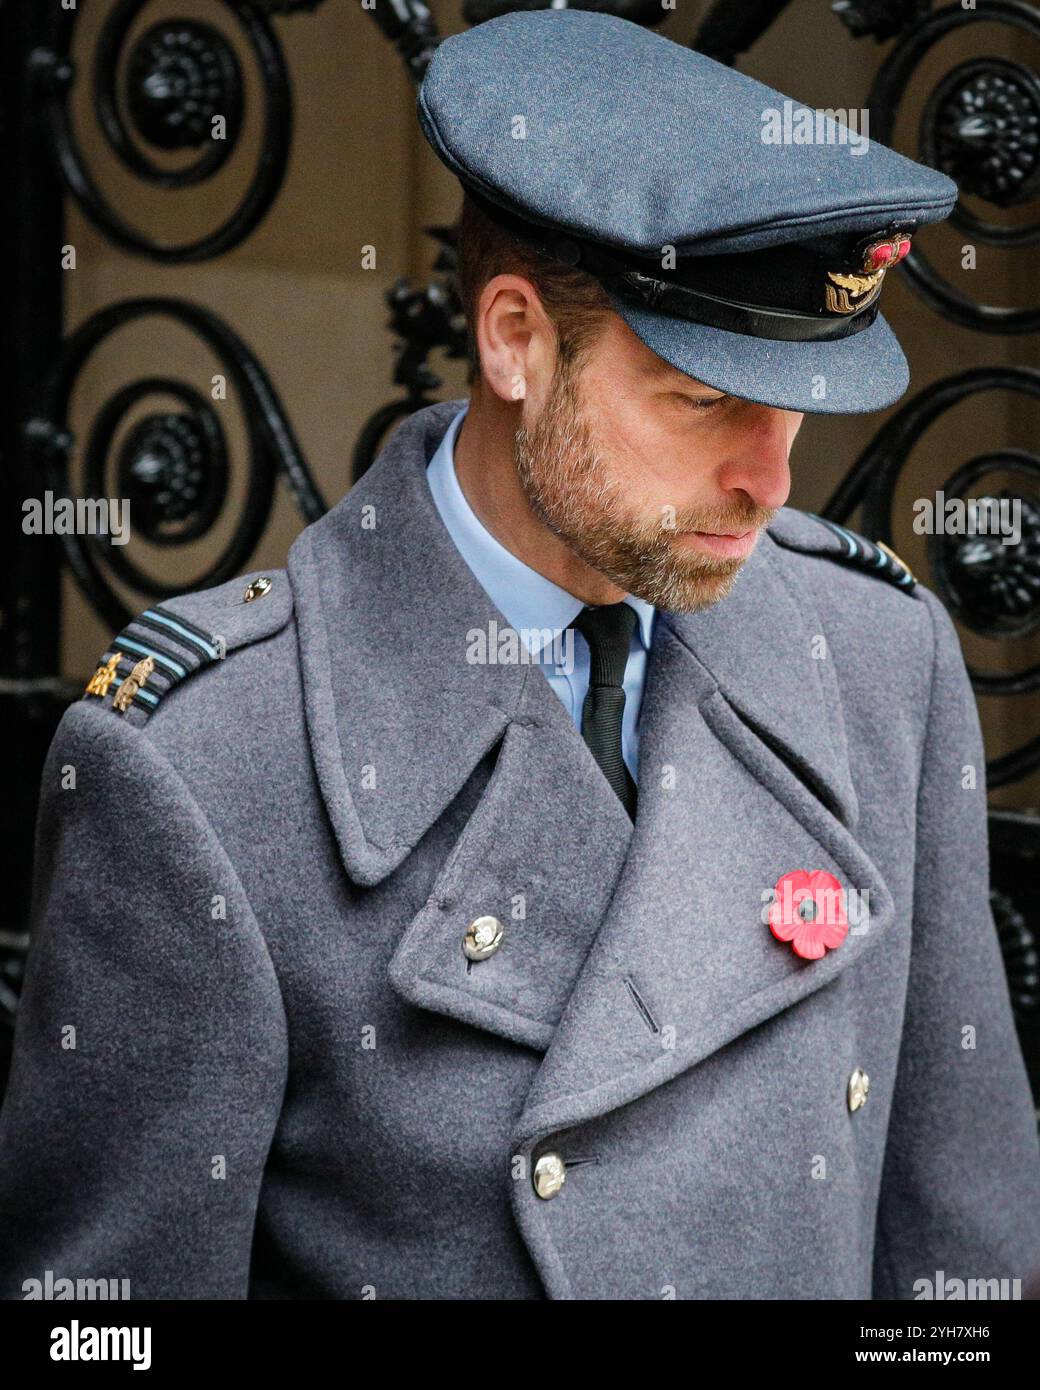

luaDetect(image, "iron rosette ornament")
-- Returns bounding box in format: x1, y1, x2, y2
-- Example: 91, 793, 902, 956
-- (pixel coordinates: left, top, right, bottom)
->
31, 0, 322, 261
25, 298, 326, 633
823, 365, 1040, 790
866, 0, 1040, 332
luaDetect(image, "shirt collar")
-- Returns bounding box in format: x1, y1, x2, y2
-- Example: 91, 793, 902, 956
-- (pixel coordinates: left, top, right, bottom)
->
426, 403, 655, 658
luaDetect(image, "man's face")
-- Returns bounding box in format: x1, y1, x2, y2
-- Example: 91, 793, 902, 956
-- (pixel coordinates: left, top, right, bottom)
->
512, 311, 802, 612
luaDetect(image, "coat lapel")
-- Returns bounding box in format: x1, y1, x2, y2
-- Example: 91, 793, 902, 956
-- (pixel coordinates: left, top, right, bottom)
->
512, 533, 895, 1147
287, 400, 634, 1050
287, 400, 521, 890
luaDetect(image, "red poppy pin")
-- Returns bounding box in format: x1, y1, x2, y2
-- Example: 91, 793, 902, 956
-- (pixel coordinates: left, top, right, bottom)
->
768, 870, 849, 960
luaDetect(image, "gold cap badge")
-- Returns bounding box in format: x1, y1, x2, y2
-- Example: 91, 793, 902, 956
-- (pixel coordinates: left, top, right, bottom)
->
824, 229, 913, 315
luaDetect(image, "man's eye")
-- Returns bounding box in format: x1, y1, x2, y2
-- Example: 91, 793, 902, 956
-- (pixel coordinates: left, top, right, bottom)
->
678, 393, 726, 411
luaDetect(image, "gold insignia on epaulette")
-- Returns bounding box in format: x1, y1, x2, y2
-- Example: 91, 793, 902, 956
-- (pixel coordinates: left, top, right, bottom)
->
113, 655, 155, 713
85, 652, 121, 697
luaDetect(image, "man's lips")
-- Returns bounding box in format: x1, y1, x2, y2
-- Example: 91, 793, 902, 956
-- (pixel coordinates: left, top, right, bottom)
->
675, 526, 760, 559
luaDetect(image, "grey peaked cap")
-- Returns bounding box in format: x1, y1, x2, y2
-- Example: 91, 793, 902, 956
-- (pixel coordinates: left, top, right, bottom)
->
417, 10, 960, 414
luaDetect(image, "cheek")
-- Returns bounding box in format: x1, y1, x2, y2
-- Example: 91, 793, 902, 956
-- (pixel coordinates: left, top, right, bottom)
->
585, 379, 642, 437
597, 387, 679, 459
605, 412, 676, 493
614, 404, 728, 497
607, 426, 720, 512
580, 387, 656, 476
580, 379, 725, 503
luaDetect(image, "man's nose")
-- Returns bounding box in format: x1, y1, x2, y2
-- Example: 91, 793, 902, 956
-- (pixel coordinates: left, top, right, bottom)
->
716, 405, 794, 513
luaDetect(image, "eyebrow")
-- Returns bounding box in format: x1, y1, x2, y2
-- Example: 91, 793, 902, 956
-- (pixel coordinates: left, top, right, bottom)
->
645, 359, 710, 386
654, 367, 727, 395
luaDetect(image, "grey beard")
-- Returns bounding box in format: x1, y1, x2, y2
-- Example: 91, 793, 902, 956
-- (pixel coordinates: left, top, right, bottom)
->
512, 371, 759, 613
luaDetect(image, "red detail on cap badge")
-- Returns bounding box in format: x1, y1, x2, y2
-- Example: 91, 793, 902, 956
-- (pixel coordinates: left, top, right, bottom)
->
862, 234, 912, 272
768, 870, 849, 960
824, 229, 912, 314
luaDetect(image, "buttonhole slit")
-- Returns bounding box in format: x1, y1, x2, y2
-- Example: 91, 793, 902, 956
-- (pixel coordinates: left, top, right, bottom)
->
624, 974, 659, 1035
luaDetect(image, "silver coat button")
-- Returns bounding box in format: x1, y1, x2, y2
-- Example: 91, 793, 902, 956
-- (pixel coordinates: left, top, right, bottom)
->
244, 576, 273, 602
847, 1067, 870, 1112
463, 915, 504, 961
533, 1152, 566, 1200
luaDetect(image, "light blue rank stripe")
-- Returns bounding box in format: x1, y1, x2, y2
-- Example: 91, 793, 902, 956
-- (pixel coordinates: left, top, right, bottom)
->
821, 518, 861, 557
142, 609, 220, 660
818, 517, 912, 583
109, 676, 160, 708
117, 635, 188, 680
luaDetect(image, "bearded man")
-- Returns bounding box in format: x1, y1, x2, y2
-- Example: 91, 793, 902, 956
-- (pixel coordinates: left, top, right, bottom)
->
1, 11, 1038, 1302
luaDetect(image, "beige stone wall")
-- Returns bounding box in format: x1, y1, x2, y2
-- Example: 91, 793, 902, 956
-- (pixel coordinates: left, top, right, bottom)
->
60, 0, 1038, 804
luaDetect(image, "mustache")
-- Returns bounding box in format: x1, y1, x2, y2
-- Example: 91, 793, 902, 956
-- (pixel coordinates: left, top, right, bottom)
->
663, 502, 778, 535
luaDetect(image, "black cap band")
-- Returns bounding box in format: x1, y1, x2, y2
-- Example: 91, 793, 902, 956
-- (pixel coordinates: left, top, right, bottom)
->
463, 185, 885, 343
601, 269, 882, 342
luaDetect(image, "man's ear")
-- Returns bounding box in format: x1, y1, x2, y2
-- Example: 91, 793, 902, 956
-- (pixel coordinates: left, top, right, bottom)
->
474, 273, 553, 405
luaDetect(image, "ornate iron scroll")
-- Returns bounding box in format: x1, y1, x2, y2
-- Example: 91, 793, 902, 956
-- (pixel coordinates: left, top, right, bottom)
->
822, 366, 1040, 786
32, 0, 301, 261
26, 297, 327, 633
866, 0, 1040, 331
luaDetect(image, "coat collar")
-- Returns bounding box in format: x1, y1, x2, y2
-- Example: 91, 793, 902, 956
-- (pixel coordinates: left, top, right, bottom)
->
287, 399, 620, 890
287, 397, 858, 893
663, 535, 860, 831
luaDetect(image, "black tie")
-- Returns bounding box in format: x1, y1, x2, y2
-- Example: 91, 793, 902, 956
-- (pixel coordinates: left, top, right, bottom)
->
572, 603, 638, 819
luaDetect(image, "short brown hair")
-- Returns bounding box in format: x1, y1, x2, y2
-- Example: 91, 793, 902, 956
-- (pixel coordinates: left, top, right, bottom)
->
454, 192, 613, 386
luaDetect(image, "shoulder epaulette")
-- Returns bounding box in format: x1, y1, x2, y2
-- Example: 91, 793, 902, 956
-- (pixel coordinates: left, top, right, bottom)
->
82, 570, 293, 726
767, 508, 917, 594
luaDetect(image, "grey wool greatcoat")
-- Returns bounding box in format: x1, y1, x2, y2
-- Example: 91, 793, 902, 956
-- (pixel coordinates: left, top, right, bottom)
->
2, 398, 1040, 1302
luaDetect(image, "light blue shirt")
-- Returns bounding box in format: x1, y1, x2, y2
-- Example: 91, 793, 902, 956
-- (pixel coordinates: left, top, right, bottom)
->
425, 403, 656, 780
